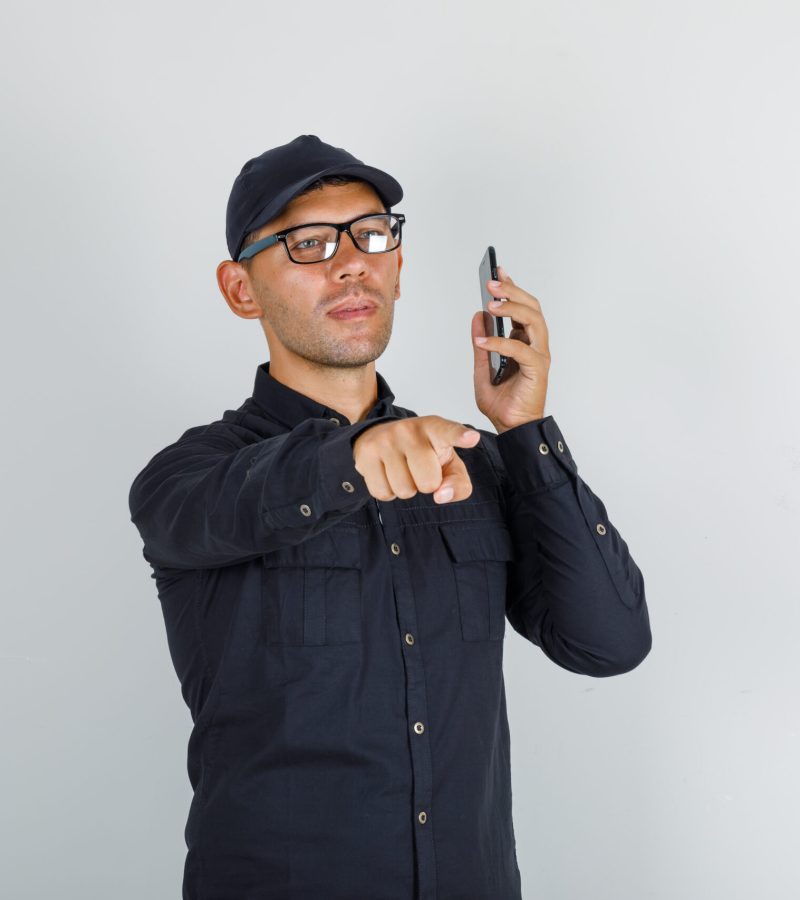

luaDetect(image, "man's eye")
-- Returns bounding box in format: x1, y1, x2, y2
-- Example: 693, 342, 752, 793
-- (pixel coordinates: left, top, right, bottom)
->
358, 229, 382, 239
292, 238, 320, 250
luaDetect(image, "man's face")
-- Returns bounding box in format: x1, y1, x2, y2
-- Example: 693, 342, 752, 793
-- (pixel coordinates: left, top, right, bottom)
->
243, 181, 403, 370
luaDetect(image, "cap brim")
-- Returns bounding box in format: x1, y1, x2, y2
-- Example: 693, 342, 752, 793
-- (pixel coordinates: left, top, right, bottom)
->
235, 163, 403, 261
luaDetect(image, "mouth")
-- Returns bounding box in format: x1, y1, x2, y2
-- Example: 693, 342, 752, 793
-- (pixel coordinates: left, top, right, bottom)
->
327, 298, 378, 318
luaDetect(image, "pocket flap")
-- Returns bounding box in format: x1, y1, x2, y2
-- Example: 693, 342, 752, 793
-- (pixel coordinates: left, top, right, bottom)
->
439, 523, 515, 563
262, 527, 361, 569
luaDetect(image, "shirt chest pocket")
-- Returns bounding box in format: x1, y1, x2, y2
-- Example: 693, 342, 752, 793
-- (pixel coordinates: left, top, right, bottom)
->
261, 527, 362, 646
439, 523, 515, 642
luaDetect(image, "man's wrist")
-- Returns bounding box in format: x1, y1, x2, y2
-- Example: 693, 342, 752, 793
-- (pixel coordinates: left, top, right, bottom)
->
493, 415, 546, 435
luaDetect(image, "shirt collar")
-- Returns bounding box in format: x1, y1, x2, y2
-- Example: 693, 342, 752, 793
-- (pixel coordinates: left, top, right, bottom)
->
251, 360, 397, 429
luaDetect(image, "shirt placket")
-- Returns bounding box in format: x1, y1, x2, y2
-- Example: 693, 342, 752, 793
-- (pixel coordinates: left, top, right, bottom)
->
375, 496, 438, 900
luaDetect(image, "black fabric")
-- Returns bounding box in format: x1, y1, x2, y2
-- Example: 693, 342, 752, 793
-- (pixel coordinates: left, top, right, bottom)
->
128, 361, 652, 900
226, 135, 404, 262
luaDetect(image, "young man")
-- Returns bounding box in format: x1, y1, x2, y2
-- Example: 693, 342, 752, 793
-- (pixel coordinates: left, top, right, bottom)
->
128, 134, 652, 900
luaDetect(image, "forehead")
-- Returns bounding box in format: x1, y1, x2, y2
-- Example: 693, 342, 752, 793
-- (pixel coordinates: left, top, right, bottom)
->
266, 181, 386, 233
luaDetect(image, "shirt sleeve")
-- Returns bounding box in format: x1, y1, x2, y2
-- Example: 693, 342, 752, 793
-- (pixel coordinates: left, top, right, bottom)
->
128, 415, 396, 570
480, 415, 652, 677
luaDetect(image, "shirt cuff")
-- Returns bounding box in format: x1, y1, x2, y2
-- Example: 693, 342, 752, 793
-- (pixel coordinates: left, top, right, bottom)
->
495, 415, 579, 494
318, 416, 397, 510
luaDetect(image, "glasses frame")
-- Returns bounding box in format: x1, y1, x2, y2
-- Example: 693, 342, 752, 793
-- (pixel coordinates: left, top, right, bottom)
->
237, 212, 405, 264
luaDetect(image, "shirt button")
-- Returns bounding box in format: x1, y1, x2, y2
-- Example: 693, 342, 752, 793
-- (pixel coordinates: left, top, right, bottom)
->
391, 542, 401, 555
596, 523, 607, 535
341, 481, 355, 493
557, 440, 564, 452
404, 633, 415, 646
300, 504, 312, 517
329, 417, 340, 426
413, 722, 424, 734
418, 811, 428, 825
538, 442, 550, 455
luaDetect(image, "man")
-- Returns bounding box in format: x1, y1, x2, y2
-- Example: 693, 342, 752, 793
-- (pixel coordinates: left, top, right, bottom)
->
128, 134, 652, 900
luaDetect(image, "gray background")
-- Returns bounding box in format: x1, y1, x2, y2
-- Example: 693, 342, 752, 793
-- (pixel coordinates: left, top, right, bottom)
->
2, 1, 798, 897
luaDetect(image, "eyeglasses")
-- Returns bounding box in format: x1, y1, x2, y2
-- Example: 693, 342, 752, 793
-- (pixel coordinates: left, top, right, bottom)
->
237, 212, 405, 264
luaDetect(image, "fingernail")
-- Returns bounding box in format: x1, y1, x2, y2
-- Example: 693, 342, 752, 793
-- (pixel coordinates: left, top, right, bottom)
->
436, 487, 454, 502
489, 299, 502, 307
474, 336, 487, 344
489, 280, 501, 287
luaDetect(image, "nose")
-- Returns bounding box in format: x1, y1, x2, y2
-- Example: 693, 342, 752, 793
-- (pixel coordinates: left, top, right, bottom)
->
329, 229, 368, 281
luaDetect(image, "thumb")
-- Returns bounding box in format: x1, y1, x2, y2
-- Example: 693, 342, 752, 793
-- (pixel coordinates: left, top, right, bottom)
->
433, 422, 481, 462
434, 426, 480, 466
453, 425, 482, 447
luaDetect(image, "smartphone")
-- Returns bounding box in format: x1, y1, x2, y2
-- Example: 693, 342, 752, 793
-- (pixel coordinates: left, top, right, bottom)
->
478, 246, 509, 384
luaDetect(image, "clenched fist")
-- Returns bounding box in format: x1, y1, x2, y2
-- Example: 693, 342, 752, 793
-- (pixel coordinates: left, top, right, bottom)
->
352, 416, 482, 504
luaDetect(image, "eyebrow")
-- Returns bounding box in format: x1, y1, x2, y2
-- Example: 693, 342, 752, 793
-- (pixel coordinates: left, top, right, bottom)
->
280, 209, 388, 232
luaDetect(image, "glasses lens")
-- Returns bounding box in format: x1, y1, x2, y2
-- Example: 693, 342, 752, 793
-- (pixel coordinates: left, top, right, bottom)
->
283, 215, 402, 263
285, 225, 339, 263
351, 215, 401, 253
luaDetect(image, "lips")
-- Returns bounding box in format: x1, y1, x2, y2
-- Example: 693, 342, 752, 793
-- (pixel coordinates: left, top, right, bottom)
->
327, 298, 377, 315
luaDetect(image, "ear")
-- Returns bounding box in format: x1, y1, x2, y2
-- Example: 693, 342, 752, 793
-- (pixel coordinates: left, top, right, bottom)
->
216, 260, 264, 320
394, 247, 403, 299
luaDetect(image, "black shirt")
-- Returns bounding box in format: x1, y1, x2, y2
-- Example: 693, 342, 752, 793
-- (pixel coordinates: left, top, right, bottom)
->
128, 361, 651, 900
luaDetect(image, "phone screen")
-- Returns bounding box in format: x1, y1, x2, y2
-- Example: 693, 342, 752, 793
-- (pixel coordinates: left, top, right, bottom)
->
478, 246, 508, 384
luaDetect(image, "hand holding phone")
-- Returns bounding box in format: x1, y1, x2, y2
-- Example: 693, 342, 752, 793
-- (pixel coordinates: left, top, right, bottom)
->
478, 246, 508, 384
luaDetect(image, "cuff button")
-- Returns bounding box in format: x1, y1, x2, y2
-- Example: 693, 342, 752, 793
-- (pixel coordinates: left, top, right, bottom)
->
557, 441, 564, 452
300, 504, 312, 517
596, 523, 607, 535
538, 442, 550, 455
341, 481, 355, 493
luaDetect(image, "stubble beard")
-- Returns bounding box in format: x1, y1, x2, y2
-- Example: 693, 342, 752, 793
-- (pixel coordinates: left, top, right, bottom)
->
256, 283, 395, 370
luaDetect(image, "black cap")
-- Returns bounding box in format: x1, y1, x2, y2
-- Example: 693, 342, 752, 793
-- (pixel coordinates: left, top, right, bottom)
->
225, 134, 404, 262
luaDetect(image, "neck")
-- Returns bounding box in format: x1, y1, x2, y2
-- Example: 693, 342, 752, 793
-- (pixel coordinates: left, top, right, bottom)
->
267, 355, 379, 424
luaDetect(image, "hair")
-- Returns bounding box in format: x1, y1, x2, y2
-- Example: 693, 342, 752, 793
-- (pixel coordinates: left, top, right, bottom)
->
237, 174, 388, 271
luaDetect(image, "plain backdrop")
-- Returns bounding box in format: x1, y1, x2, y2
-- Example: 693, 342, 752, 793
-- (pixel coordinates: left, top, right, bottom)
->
2, 1, 798, 898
